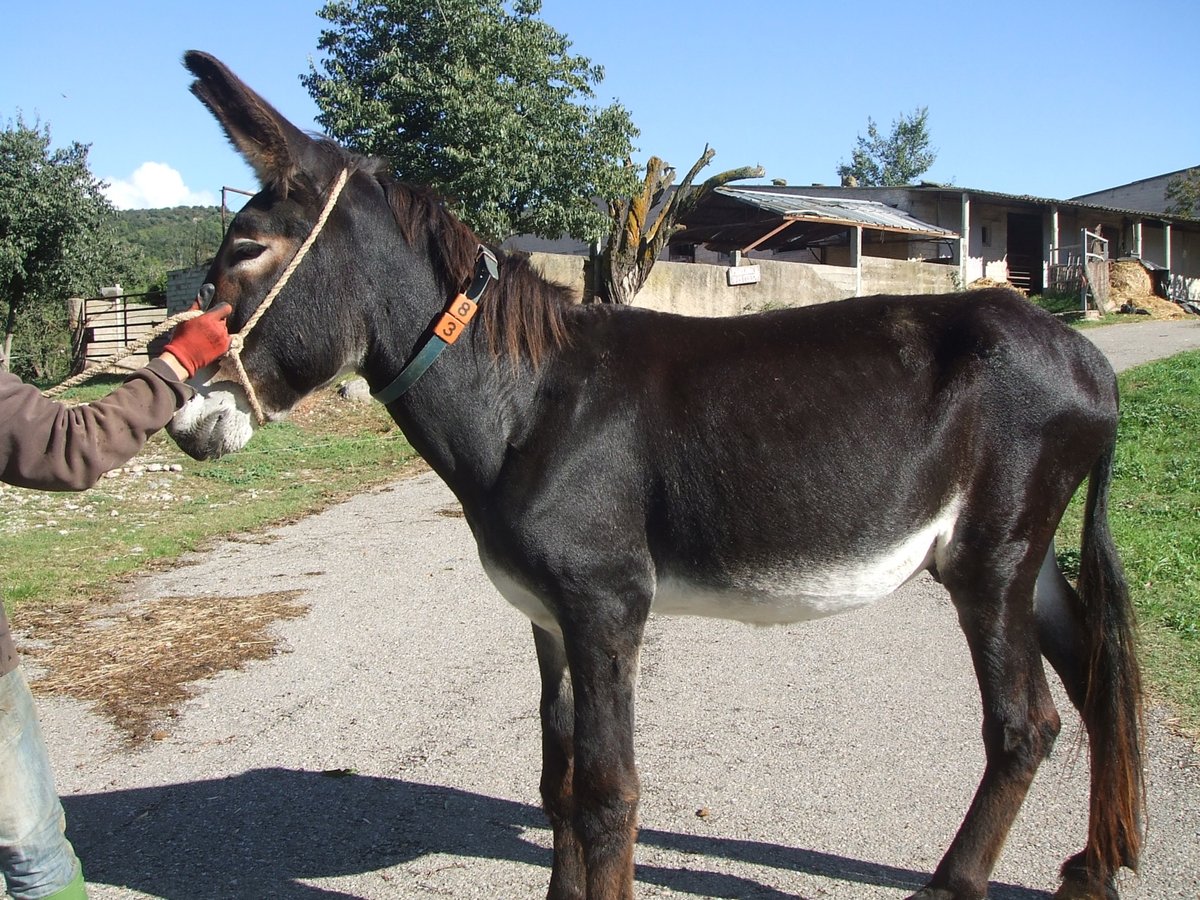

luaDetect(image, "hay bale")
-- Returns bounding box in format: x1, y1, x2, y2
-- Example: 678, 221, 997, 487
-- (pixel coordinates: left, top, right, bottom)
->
967, 277, 1019, 292
1107, 260, 1194, 319
1109, 260, 1155, 304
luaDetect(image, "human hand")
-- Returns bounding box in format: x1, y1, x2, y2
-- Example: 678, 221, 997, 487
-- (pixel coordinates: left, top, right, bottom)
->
161, 303, 233, 376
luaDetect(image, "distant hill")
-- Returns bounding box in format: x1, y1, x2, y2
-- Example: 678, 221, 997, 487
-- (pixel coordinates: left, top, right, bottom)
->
114, 206, 226, 293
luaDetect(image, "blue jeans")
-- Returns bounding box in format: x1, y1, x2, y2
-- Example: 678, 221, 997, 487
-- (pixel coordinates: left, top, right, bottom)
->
0, 667, 82, 899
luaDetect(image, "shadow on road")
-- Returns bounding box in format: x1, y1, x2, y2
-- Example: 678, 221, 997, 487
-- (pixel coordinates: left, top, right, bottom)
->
64, 768, 1050, 899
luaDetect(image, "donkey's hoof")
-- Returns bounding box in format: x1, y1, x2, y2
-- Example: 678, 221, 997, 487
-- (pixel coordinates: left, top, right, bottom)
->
1055, 851, 1120, 900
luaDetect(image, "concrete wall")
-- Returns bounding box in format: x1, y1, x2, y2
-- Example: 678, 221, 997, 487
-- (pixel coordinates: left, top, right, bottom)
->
528, 253, 955, 318
529, 253, 587, 299
635, 258, 859, 316
860, 257, 959, 295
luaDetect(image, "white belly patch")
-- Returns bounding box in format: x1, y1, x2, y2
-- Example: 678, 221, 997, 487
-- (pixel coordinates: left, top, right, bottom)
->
482, 500, 961, 631
481, 559, 561, 633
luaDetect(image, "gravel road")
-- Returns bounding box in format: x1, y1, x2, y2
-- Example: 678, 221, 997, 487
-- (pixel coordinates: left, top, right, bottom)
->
37, 318, 1200, 900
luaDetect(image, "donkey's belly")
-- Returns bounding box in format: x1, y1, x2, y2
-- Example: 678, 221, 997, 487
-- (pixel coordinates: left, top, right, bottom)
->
481, 503, 959, 632
653, 567, 913, 625
655, 507, 958, 625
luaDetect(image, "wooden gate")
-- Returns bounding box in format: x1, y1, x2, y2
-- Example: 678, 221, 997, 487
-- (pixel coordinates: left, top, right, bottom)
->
69, 291, 168, 371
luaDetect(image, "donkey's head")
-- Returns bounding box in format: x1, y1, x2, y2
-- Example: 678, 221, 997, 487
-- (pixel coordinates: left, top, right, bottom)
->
167, 51, 393, 459
169, 52, 567, 461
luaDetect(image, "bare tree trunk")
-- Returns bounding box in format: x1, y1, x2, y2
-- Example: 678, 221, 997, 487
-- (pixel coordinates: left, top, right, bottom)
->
587, 147, 764, 304
1, 303, 16, 373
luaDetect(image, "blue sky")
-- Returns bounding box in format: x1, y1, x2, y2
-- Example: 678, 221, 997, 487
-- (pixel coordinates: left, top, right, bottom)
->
2, 0, 1196, 212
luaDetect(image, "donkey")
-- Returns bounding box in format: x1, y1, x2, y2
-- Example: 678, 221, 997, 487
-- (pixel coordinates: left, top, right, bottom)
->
168, 51, 1143, 900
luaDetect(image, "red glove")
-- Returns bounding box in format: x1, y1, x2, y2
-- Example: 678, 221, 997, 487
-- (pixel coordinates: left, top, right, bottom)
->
162, 303, 233, 376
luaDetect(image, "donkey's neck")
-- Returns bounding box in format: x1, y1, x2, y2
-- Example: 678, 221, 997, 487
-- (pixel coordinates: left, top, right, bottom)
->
366, 309, 541, 510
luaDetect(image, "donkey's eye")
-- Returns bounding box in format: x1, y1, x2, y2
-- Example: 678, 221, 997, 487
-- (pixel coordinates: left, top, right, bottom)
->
231, 240, 267, 263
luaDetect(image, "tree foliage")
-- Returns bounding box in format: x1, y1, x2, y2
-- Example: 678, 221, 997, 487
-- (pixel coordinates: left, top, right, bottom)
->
0, 117, 140, 378
837, 107, 936, 187
1165, 167, 1200, 218
304, 0, 640, 242
588, 148, 764, 304
113, 205, 225, 291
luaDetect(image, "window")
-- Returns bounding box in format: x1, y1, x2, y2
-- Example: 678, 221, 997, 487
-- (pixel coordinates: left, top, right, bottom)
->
669, 243, 696, 263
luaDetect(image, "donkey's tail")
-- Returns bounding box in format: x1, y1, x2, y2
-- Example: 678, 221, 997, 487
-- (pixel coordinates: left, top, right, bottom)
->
1076, 439, 1145, 878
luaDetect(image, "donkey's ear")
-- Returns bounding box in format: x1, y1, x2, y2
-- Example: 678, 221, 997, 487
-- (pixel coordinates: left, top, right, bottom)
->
183, 50, 308, 189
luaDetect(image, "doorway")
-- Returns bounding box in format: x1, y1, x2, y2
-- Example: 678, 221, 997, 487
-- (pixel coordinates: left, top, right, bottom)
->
1006, 213, 1044, 294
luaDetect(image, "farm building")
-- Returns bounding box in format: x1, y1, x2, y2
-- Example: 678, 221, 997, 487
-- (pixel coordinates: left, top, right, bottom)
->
728, 181, 1200, 301
509, 175, 1200, 316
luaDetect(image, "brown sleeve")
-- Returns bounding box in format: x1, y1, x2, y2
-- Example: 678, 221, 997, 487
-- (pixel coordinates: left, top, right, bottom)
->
0, 359, 195, 492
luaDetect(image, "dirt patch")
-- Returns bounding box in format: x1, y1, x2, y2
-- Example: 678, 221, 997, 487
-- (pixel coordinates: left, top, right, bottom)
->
17, 590, 309, 745
3, 383, 423, 745
290, 381, 395, 434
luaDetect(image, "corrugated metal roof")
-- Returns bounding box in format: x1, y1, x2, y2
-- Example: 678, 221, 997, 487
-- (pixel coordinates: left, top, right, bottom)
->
715, 186, 959, 238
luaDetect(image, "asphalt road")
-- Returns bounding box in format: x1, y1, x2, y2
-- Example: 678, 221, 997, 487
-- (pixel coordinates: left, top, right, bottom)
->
38, 318, 1200, 900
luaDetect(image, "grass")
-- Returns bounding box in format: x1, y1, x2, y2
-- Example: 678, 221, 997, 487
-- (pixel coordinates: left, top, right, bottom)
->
1029, 292, 1124, 326
0, 378, 419, 615
1056, 351, 1200, 732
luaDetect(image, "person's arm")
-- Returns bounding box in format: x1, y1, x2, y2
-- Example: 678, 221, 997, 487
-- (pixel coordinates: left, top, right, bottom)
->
0, 304, 231, 491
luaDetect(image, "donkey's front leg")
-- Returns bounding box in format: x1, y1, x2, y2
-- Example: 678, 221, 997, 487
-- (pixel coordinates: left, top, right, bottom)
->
562, 607, 647, 900
533, 623, 586, 900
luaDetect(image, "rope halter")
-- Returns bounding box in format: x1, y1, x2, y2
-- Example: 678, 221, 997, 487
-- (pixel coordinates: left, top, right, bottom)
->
219, 167, 351, 424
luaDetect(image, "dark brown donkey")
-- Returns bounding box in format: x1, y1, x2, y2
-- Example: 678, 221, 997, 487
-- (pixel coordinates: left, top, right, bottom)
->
167, 51, 1144, 900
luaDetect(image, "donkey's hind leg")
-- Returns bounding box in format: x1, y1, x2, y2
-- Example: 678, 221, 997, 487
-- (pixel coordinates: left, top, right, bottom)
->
1034, 542, 1089, 710
533, 624, 587, 900
914, 550, 1062, 900
1034, 545, 1127, 900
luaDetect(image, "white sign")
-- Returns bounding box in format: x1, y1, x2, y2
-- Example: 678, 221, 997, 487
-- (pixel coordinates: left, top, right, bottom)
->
727, 264, 761, 286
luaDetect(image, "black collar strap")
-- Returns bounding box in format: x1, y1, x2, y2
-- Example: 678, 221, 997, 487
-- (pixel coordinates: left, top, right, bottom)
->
373, 247, 499, 405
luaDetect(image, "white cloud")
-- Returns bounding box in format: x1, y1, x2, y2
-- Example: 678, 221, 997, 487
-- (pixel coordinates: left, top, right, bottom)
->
103, 162, 218, 209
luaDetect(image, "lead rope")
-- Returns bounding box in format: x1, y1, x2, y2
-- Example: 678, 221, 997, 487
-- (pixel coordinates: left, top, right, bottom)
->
226, 167, 350, 424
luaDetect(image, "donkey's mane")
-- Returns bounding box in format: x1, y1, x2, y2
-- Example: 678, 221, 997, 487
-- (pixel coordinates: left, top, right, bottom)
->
336, 153, 574, 367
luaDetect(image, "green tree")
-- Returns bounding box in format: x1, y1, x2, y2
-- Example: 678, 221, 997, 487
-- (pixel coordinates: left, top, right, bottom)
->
837, 107, 936, 187
113, 205, 225, 291
1165, 167, 1200, 217
303, 0, 639, 242
0, 117, 140, 378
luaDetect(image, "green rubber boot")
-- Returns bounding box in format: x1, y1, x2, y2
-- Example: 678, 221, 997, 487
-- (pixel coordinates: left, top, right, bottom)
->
38, 868, 87, 900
